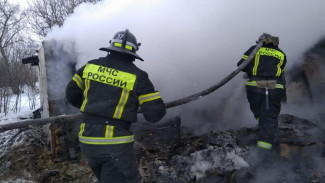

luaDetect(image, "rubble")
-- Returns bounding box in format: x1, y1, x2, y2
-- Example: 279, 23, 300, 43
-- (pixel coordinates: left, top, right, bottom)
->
234, 114, 325, 183
136, 129, 248, 183
0, 114, 324, 183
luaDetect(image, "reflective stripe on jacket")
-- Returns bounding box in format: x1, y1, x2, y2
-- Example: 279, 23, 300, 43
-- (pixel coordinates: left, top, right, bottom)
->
66, 54, 166, 123
237, 44, 287, 78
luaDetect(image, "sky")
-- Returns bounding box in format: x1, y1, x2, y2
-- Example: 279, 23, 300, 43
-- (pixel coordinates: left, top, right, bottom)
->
29, 0, 325, 133
8, 0, 30, 9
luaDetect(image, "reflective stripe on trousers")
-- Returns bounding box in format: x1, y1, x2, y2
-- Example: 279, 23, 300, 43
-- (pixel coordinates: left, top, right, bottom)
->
257, 141, 272, 149
246, 81, 284, 89
79, 123, 134, 145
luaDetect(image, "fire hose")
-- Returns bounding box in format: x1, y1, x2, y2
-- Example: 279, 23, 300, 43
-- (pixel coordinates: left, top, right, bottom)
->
0, 42, 264, 133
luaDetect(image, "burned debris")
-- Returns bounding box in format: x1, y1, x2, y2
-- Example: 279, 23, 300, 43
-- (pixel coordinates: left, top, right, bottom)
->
0, 114, 324, 182
140, 130, 248, 183
136, 114, 325, 183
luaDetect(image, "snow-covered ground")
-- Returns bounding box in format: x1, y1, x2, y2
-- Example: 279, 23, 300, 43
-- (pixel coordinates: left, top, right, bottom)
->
0, 86, 41, 161
0, 86, 40, 125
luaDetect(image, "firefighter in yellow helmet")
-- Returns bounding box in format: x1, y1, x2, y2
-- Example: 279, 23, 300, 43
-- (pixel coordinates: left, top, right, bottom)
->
237, 33, 287, 152
66, 29, 166, 183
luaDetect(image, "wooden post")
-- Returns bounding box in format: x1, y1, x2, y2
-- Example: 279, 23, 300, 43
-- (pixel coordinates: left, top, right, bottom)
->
50, 129, 57, 158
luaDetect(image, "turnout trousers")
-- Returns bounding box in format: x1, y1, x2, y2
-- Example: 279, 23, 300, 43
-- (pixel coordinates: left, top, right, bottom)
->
79, 114, 141, 183
246, 85, 284, 149
80, 142, 140, 183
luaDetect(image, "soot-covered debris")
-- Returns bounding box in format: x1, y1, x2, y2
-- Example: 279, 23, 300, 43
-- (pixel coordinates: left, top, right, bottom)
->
0, 114, 324, 183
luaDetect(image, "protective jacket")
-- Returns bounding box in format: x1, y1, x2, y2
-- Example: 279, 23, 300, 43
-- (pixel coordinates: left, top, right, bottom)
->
66, 53, 166, 147
237, 44, 287, 86
66, 53, 165, 123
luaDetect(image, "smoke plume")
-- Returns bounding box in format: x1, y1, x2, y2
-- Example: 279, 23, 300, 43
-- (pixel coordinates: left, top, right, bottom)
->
45, 0, 325, 134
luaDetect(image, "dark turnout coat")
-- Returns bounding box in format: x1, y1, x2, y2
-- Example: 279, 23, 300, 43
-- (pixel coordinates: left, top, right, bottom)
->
66, 53, 166, 123
66, 53, 166, 147
237, 44, 287, 85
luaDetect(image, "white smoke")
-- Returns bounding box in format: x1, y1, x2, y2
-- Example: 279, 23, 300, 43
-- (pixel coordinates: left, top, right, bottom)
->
45, 0, 325, 133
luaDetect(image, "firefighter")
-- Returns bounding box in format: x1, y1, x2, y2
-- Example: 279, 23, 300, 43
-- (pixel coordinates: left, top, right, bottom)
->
237, 33, 287, 152
65, 29, 166, 183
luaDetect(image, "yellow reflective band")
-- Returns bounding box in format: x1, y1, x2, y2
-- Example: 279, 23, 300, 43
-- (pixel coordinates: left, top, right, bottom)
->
78, 135, 134, 145
246, 81, 284, 89
105, 125, 110, 138
79, 123, 85, 136
242, 55, 248, 60
72, 74, 84, 90
114, 42, 122, 47
257, 141, 272, 149
113, 89, 130, 119
105, 125, 114, 138
258, 47, 285, 61
256, 118, 260, 125
83, 63, 136, 90
253, 47, 285, 76
80, 79, 90, 112
138, 92, 161, 105
252, 52, 260, 75
276, 84, 284, 89
246, 81, 258, 87
110, 126, 114, 137
125, 45, 133, 50
114, 42, 133, 51
276, 59, 285, 77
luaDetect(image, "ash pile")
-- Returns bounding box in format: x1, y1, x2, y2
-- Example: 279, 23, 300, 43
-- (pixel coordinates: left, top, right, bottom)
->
135, 114, 325, 183
0, 114, 324, 183
134, 117, 248, 183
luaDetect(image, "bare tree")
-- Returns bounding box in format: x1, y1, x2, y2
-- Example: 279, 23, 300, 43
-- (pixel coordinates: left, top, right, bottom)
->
0, 0, 101, 114
0, 0, 24, 114
28, 0, 101, 37
0, 0, 24, 71
0, 0, 38, 114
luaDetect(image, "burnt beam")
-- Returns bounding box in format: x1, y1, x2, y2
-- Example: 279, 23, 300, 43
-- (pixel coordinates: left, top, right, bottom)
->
0, 113, 82, 133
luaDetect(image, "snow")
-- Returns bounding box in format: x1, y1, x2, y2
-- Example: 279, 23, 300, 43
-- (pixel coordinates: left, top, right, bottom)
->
0, 179, 38, 183
0, 86, 40, 158
0, 85, 40, 125
188, 146, 249, 180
